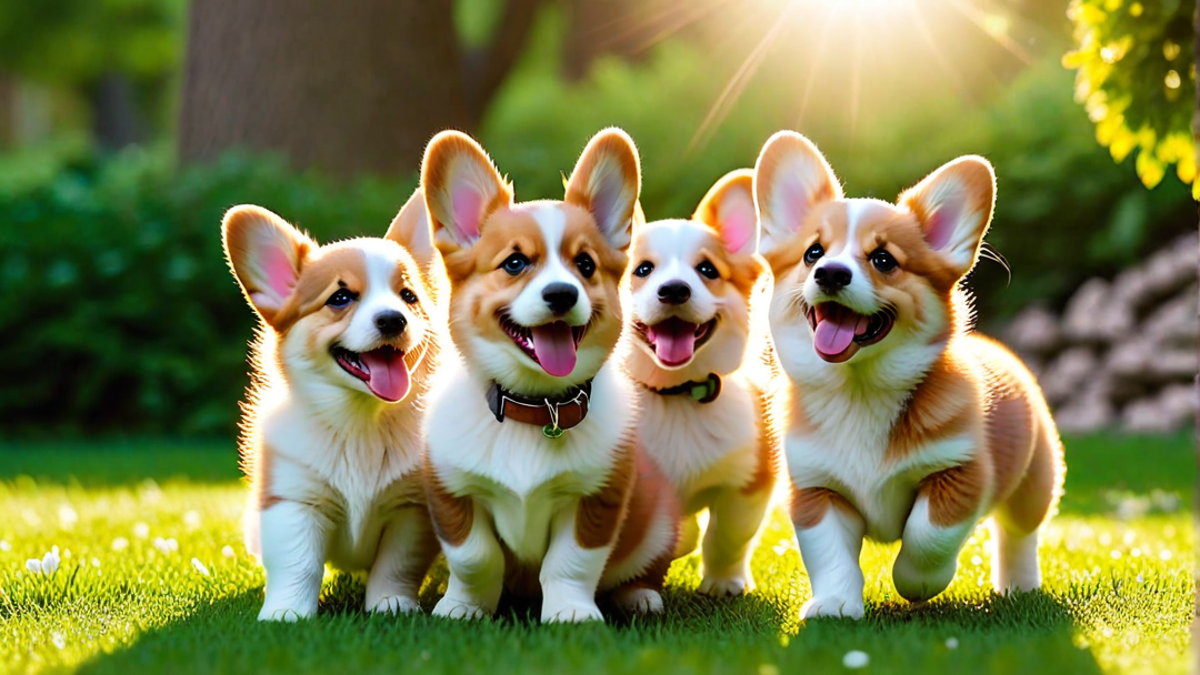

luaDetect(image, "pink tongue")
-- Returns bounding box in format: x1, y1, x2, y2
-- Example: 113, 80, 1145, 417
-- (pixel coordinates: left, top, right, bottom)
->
361, 349, 411, 402
531, 322, 577, 377
813, 307, 870, 358
648, 319, 698, 366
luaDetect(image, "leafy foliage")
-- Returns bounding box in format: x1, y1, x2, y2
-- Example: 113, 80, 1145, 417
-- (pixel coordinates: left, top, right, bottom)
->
0, 151, 415, 437
1063, 0, 1197, 196
0, 0, 185, 83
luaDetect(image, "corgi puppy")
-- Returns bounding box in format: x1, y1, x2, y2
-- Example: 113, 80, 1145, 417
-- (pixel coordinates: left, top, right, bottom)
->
223, 189, 444, 621
753, 131, 1065, 619
624, 170, 780, 597
421, 128, 678, 623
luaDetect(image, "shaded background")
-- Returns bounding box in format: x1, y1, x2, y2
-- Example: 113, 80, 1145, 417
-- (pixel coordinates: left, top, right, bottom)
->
0, 0, 1193, 438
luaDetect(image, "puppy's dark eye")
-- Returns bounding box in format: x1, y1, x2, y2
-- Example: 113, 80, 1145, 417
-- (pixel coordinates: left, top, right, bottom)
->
575, 253, 596, 279
400, 288, 419, 304
870, 248, 898, 273
696, 260, 719, 280
633, 261, 654, 278
501, 253, 530, 276
326, 288, 357, 308
804, 242, 824, 265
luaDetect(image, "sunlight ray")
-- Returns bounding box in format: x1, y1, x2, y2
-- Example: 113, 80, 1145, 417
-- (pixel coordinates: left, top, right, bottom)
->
688, 2, 793, 154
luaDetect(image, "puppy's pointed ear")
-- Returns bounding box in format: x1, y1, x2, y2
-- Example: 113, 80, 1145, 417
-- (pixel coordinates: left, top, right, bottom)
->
899, 155, 995, 278
421, 131, 512, 253
753, 131, 842, 258
693, 169, 757, 255
222, 205, 315, 326
385, 187, 436, 269
565, 128, 641, 251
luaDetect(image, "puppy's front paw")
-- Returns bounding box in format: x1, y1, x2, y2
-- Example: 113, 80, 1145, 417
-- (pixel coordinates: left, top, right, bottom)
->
541, 599, 604, 624
800, 595, 865, 620
432, 597, 489, 620
612, 587, 663, 614
369, 595, 422, 615
699, 575, 752, 597
257, 605, 313, 622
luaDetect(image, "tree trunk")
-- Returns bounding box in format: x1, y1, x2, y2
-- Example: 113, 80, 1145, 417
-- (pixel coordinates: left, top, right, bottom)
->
89, 72, 142, 153
179, 0, 469, 178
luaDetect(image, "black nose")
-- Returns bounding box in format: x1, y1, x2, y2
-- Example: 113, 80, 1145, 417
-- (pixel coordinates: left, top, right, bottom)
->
657, 281, 691, 305
542, 282, 579, 316
374, 310, 407, 337
814, 263, 852, 292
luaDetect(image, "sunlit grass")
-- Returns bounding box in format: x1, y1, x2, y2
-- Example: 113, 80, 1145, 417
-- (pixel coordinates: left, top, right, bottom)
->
0, 435, 1193, 675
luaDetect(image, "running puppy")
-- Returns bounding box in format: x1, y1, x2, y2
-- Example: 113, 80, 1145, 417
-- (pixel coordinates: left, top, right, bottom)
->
224, 190, 443, 621
421, 129, 678, 623
754, 131, 1064, 619
625, 169, 780, 597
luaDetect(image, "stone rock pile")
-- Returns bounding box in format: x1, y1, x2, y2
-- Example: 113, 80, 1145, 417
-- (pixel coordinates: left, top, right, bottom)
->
1003, 232, 1197, 434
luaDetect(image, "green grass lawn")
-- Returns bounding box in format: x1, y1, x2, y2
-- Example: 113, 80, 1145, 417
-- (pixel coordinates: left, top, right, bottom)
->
0, 434, 1193, 675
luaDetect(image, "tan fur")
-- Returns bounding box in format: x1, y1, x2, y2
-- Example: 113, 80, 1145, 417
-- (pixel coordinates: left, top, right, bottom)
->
425, 457, 474, 547
577, 439, 637, 549
791, 486, 857, 530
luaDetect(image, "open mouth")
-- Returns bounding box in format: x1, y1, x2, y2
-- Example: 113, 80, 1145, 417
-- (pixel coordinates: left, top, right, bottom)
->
804, 302, 895, 363
499, 313, 587, 378
331, 345, 411, 402
635, 316, 717, 368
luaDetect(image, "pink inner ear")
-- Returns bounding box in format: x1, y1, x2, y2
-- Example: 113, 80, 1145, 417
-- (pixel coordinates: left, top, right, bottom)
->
718, 197, 755, 254
923, 202, 960, 251
451, 187, 484, 240
261, 247, 298, 300
780, 173, 811, 229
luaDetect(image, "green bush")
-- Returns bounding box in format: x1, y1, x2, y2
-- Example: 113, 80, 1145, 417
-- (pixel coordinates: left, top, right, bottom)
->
0, 150, 415, 437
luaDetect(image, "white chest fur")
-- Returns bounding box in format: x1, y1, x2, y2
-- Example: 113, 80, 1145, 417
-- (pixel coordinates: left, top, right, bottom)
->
425, 361, 634, 563
785, 385, 975, 543
637, 374, 760, 512
257, 393, 426, 570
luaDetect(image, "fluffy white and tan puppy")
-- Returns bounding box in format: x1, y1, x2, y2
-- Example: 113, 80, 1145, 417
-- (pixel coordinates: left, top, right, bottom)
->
754, 131, 1065, 619
421, 128, 678, 623
624, 170, 780, 597
224, 190, 444, 621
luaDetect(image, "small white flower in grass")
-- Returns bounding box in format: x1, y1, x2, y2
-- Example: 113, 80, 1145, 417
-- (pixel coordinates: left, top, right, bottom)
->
191, 558, 210, 576
112, 537, 129, 551
1136, 573, 1144, 583
92, 557, 101, 568
133, 523, 150, 539
152, 537, 178, 554
945, 637, 959, 649
184, 511, 202, 529
58, 505, 78, 528
970, 555, 983, 566
221, 545, 235, 558
25, 558, 42, 574
0, 540, 10, 551
842, 650, 870, 669
1159, 550, 1173, 562
51, 632, 65, 649
41, 549, 60, 574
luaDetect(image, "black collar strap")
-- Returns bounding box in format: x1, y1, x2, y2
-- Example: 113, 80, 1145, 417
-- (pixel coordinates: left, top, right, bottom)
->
486, 380, 593, 438
648, 373, 721, 403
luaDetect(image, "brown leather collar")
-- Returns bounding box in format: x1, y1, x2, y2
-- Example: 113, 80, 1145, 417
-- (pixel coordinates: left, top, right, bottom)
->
486, 380, 593, 438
